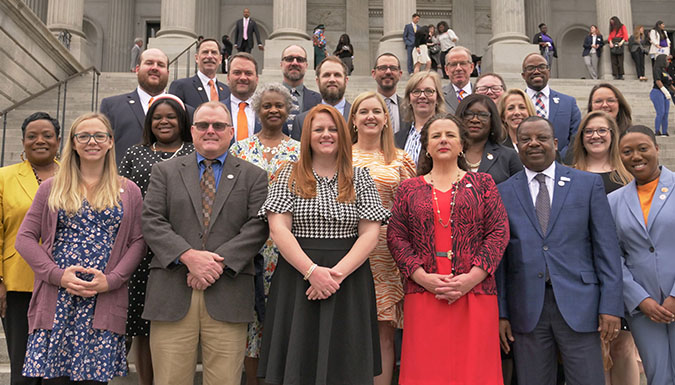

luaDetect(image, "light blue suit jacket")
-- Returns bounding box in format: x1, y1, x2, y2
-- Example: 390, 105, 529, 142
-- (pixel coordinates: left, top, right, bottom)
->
608, 166, 675, 315
497, 163, 623, 333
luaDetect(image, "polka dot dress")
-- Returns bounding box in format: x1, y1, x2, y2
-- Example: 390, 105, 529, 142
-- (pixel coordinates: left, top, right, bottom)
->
118, 143, 195, 337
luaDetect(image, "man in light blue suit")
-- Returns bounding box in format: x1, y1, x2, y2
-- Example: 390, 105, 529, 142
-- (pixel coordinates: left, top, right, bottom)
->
497, 116, 623, 385
607, 125, 675, 385
522, 53, 581, 159
403, 14, 419, 75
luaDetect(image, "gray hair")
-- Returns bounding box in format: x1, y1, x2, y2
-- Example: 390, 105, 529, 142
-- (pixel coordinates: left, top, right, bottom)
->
251, 82, 293, 114
134, 37, 143, 44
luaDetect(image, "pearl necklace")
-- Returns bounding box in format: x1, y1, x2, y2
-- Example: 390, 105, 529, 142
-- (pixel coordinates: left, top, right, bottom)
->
152, 142, 184, 161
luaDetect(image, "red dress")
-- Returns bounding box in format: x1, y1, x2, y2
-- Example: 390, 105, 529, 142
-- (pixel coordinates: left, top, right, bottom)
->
399, 184, 503, 385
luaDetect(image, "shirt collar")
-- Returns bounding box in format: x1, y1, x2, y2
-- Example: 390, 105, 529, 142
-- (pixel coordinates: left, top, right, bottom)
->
377, 92, 397, 104
283, 82, 304, 95
231, 94, 252, 105
525, 161, 556, 184
526, 85, 550, 99
196, 151, 228, 165
197, 70, 217, 84
322, 98, 346, 113
453, 82, 472, 95
136, 87, 165, 111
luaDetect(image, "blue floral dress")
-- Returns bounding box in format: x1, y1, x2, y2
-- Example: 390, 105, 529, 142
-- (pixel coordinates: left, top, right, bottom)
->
23, 201, 127, 382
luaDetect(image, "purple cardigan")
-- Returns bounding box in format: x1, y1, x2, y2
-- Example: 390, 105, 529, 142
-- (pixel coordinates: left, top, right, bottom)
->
15, 177, 146, 335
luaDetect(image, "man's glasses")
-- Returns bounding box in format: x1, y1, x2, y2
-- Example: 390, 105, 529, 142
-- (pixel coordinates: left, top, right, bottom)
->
282, 56, 308, 63
193, 122, 232, 131
375, 65, 400, 72
524, 64, 549, 72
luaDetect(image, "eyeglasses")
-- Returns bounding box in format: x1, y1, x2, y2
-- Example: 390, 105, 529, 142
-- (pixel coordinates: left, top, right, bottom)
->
447, 61, 472, 68
410, 88, 436, 97
462, 111, 492, 121
524, 64, 549, 72
583, 127, 611, 137
73, 132, 111, 144
193, 122, 232, 131
591, 98, 618, 105
375, 65, 400, 72
475, 85, 505, 94
282, 56, 308, 63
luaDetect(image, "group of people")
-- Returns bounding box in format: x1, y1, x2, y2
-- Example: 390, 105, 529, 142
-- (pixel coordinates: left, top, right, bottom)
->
1, 28, 674, 385
403, 13, 459, 76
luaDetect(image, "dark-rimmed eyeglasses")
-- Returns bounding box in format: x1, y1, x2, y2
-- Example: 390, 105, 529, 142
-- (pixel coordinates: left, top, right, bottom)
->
193, 122, 232, 131
73, 132, 111, 144
475, 85, 505, 94
462, 111, 492, 121
410, 88, 436, 97
524, 64, 549, 72
583, 128, 611, 137
375, 65, 400, 72
282, 56, 308, 63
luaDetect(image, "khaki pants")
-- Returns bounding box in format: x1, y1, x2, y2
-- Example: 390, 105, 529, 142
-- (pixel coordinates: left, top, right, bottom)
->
150, 290, 247, 385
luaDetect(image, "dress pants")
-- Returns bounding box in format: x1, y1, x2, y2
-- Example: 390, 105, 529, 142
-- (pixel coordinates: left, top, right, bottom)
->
238, 39, 253, 53
630, 50, 646, 78
513, 286, 604, 385
584, 54, 599, 79
406, 45, 414, 74
627, 312, 675, 385
1, 291, 41, 385
150, 289, 247, 385
611, 53, 625, 77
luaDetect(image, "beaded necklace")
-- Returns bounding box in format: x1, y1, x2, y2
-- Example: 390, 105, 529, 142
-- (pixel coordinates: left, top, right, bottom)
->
152, 142, 184, 161
429, 169, 462, 260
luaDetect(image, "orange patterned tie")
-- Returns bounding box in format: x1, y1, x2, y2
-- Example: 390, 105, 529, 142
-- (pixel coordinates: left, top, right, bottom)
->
200, 159, 216, 246
237, 102, 248, 140
208, 80, 218, 102
148, 97, 154, 108
457, 90, 465, 102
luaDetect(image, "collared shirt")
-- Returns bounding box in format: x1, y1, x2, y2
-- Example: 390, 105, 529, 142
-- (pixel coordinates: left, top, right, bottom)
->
283, 82, 305, 111
322, 98, 347, 116
378, 92, 400, 134
453, 83, 472, 99
438, 29, 458, 51
197, 70, 219, 101
526, 85, 551, 118
197, 151, 229, 190
525, 162, 555, 206
243, 17, 250, 40
404, 124, 421, 165
137, 87, 166, 114
590, 34, 598, 54
230, 94, 256, 137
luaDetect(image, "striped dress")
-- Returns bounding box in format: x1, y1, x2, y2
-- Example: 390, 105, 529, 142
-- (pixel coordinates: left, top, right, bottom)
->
352, 148, 416, 327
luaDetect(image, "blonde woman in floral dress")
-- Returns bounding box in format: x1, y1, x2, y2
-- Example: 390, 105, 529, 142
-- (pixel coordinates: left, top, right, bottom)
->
229, 83, 300, 385
348, 92, 416, 385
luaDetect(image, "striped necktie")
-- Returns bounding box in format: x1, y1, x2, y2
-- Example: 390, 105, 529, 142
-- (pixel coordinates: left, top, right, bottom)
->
457, 89, 466, 102
535, 92, 546, 118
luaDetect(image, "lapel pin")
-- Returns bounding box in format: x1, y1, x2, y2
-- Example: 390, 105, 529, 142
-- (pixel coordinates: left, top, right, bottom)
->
662, 187, 669, 192
560, 176, 570, 182
197, 87, 203, 91
227, 174, 234, 180
553, 97, 560, 104
558, 181, 565, 186
219, 87, 224, 91
120, 188, 125, 193
487, 153, 494, 160
660, 194, 666, 200
129, 100, 135, 104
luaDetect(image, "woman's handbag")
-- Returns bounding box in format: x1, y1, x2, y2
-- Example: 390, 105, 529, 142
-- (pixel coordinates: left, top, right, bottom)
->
611, 38, 624, 55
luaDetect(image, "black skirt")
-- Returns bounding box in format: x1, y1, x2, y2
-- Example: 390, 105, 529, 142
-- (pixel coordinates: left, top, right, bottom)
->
258, 237, 382, 385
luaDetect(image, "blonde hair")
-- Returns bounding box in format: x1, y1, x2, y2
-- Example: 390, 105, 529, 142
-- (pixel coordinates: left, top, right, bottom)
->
48, 113, 121, 214
498, 88, 537, 132
402, 71, 446, 123
347, 92, 397, 164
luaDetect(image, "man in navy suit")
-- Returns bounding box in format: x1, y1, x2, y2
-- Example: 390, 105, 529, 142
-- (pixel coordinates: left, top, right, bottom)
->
291, 56, 351, 141
223, 53, 261, 142
279, 44, 321, 135
522, 53, 581, 159
372, 53, 404, 134
169, 38, 230, 109
100, 48, 170, 164
497, 116, 623, 385
234, 8, 263, 53
403, 13, 419, 74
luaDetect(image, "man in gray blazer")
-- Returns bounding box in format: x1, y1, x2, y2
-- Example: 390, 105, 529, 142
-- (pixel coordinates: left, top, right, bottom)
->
442, 46, 475, 114
372, 53, 404, 134
142, 100, 268, 385
280, 44, 322, 135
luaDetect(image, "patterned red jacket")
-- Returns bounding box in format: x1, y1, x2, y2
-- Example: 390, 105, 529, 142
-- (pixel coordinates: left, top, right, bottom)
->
387, 173, 509, 295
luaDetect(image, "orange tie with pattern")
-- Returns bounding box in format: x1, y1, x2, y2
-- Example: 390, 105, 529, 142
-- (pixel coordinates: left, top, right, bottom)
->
208, 80, 218, 102
237, 102, 248, 140
457, 90, 465, 102
148, 97, 154, 108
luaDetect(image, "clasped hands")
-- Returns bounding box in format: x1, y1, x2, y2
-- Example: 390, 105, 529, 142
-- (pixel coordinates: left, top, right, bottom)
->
639, 296, 675, 324
306, 266, 343, 301
414, 270, 475, 305
60, 265, 109, 297
181, 249, 225, 291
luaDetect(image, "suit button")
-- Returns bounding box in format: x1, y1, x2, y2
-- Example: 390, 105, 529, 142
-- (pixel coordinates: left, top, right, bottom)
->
543, 245, 549, 251
649, 246, 655, 253
537, 273, 544, 278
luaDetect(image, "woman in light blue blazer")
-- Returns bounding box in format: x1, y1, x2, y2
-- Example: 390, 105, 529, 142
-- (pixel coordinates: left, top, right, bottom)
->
608, 125, 675, 385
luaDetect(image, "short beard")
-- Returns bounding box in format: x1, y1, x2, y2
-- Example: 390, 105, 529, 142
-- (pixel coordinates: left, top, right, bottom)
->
321, 87, 345, 105
284, 70, 304, 82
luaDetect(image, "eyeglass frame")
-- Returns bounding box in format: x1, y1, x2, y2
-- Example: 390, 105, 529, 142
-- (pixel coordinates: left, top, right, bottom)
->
193, 121, 233, 132
282, 56, 308, 63
410, 88, 437, 97
73, 132, 112, 144
582, 127, 612, 137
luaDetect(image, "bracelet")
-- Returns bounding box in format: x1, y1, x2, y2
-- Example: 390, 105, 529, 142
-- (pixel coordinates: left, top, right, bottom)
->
303, 263, 318, 281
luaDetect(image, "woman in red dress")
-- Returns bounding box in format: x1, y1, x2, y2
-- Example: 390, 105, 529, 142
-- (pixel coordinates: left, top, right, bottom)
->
387, 114, 509, 385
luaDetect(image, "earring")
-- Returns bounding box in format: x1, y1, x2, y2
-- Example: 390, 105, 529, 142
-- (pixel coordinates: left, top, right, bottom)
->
20, 151, 25, 161
459, 151, 465, 158
55, 152, 61, 161
425, 151, 431, 158
384, 123, 389, 129
354, 125, 358, 132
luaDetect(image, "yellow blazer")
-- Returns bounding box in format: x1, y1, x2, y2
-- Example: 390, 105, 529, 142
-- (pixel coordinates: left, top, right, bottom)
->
0, 160, 44, 292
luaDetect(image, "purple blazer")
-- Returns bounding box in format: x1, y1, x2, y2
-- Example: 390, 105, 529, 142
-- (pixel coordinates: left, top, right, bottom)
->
387, 173, 509, 295
15, 177, 146, 335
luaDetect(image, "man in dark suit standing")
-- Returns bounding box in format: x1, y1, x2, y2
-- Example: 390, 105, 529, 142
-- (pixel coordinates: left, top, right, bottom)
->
224, 53, 261, 142
142, 100, 268, 385
497, 116, 623, 385
291, 56, 351, 140
279, 44, 321, 135
372, 53, 404, 134
169, 38, 230, 109
403, 13, 419, 74
234, 8, 264, 53
442, 46, 475, 114
100, 48, 169, 164
522, 53, 581, 158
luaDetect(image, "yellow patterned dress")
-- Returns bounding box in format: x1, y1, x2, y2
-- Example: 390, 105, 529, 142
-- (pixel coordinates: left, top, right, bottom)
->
352, 148, 416, 327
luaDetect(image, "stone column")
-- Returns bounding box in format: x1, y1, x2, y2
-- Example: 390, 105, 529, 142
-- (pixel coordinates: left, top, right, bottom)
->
452, 0, 476, 53
524, 0, 550, 39
23, 0, 47, 22
195, 0, 219, 40
482, 0, 538, 74
46, 0, 88, 65
103, 0, 135, 72
346, 0, 369, 75
596, 0, 635, 79
377, 0, 416, 74
148, 0, 198, 61
262, 0, 312, 76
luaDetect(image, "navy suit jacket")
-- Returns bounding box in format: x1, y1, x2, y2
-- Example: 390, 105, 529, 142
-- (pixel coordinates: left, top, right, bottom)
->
608, 166, 675, 315
169, 75, 230, 109
223, 96, 262, 144
234, 18, 262, 47
290, 101, 351, 141
403, 23, 416, 47
496, 164, 623, 333
582, 34, 605, 57
100, 91, 146, 165
542, 88, 581, 159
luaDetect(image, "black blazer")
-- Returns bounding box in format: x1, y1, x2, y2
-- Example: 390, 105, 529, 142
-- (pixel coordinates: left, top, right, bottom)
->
476, 141, 522, 185
234, 18, 262, 47
290, 101, 351, 141
395, 121, 413, 149
582, 34, 604, 57
169, 75, 230, 109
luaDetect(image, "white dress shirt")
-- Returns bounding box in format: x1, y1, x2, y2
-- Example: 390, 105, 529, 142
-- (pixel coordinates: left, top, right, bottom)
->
525, 162, 556, 206
137, 87, 166, 114
197, 71, 220, 101
230, 94, 256, 138
526, 85, 551, 119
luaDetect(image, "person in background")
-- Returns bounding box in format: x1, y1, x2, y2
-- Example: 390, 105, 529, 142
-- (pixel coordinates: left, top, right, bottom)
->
436, 21, 458, 79
348, 92, 416, 385
403, 14, 421, 74
474, 73, 506, 103
649, 21, 671, 67
608, 16, 629, 80
608, 125, 675, 385
412, 25, 432, 73
16, 112, 146, 384
427, 25, 441, 72
334, 34, 354, 75
130, 38, 143, 72
313, 25, 327, 70
533, 23, 557, 66
651, 54, 675, 136
442, 46, 475, 114
234, 8, 264, 53
582, 25, 604, 80
0, 112, 60, 385
221, 35, 233, 73
628, 25, 649, 81
498, 88, 536, 151
587, 83, 633, 134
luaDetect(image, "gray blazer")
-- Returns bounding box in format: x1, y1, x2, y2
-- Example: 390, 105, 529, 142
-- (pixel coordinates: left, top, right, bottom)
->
442, 82, 472, 115
141, 152, 269, 323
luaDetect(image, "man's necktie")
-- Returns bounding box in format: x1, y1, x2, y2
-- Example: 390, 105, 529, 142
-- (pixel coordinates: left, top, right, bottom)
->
535, 91, 546, 118
244, 18, 249, 40
237, 101, 248, 140
457, 89, 466, 102
288, 89, 301, 134
535, 173, 550, 233
385, 97, 396, 132
208, 79, 218, 102
201, 159, 216, 246
148, 97, 154, 108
